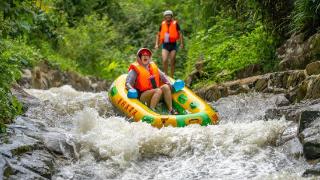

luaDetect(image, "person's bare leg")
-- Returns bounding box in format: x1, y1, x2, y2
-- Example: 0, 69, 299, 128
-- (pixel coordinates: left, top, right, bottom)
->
162, 49, 169, 75
140, 89, 157, 106
169, 50, 177, 77
160, 84, 173, 111
149, 88, 163, 109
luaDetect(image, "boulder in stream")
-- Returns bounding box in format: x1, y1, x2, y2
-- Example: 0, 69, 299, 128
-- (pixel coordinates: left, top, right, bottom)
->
298, 110, 320, 160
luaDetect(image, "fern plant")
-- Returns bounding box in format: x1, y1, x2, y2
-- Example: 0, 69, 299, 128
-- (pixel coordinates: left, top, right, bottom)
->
290, 0, 320, 35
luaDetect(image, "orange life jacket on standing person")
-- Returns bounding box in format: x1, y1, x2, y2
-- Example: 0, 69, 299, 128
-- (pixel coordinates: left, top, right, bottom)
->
128, 62, 161, 92
159, 20, 179, 43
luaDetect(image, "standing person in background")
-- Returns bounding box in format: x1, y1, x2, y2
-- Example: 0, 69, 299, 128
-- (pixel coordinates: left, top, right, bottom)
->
155, 10, 184, 78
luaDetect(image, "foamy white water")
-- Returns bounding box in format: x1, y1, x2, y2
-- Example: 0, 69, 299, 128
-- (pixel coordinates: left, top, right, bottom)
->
24, 86, 309, 179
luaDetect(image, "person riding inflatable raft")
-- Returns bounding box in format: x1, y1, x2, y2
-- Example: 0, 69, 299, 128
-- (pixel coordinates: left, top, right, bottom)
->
108, 48, 218, 128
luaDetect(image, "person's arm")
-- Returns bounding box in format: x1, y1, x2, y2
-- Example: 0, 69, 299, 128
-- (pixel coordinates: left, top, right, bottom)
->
155, 26, 161, 49
177, 23, 184, 49
179, 31, 184, 49
159, 69, 171, 85
155, 33, 160, 49
126, 70, 137, 90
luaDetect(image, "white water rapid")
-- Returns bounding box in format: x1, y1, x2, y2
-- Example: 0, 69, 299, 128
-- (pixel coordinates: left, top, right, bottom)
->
24, 85, 309, 180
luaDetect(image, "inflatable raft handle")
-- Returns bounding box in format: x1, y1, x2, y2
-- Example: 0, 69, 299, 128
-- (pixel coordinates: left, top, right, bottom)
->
173, 79, 185, 92
127, 89, 138, 98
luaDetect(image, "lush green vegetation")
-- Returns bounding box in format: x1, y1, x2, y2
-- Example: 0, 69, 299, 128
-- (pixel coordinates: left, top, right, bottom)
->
1, 0, 320, 130
0, 40, 32, 131
290, 0, 320, 36
186, 17, 277, 84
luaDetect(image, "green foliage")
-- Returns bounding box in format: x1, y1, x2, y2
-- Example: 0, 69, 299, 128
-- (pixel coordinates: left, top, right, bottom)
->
290, 0, 320, 36
0, 40, 34, 128
57, 14, 133, 79
186, 16, 277, 85
255, 0, 294, 39
34, 40, 75, 71
53, 0, 125, 26
0, 0, 36, 38
0, 0, 59, 41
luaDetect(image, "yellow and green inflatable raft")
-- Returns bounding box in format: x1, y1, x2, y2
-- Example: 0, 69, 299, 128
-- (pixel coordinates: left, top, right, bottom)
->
108, 74, 219, 128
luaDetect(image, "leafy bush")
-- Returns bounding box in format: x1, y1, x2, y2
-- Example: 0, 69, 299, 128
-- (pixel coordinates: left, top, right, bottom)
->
186, 16, 277, 85
57, 14, 134, 80
0, 40, 38, 128
0, 1, 59, 42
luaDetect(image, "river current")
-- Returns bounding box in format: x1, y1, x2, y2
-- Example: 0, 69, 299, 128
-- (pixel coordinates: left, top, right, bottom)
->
24, 85, 310, 180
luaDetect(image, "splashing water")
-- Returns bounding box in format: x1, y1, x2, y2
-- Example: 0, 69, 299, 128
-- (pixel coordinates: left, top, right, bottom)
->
23, 86, 309, 179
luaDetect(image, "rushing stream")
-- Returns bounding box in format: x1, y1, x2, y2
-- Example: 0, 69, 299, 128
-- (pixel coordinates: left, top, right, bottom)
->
21, 85, 310, 179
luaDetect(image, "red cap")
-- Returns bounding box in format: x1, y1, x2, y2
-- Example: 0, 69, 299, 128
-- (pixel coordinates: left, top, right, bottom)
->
137, 48, 152, 57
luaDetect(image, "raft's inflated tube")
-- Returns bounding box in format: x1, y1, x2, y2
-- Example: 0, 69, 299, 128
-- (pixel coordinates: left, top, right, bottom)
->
108, 74, 219, 128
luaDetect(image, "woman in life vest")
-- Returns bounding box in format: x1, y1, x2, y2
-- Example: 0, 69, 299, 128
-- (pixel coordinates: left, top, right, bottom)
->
155, 10, 184, 78
126, 48, 177, 114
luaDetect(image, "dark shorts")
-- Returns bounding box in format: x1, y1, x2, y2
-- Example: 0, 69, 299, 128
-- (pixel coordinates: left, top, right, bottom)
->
162, 42, 177, 52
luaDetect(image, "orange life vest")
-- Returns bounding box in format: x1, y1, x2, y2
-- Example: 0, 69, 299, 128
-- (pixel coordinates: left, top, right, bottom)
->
159, 20, 179, 43
128, 62, 161, 92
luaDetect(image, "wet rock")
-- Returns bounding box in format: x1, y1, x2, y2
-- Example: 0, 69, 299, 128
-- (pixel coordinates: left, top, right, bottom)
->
235, 64, 262, 79
266, 71, 306, 90
17, 69, 32, 89
0, 155, 6, 180
195, 88, 207, 100
287, 138, 304, 158
91, 80, 108, 92
305, 75, 320, 100
265, 107, 299, 122
0, 114, 61, 179
296, 80, 309, 101
298, 111, 320, 160
275, 95, 290, 107
277, 35, 304, 70
38, 61, 51, 73
285, 89, 297, 103
65, 71, 92, 91
302, 162, 320, 177
42, 131, 78, 159
202, 85, 229, 101
265, 99, 320, 122
269, 72, 289, 89
0, 129, 53, 179
186, 60, 206, 87
19, 60, 109, 92
0, 133, 40, 158
277, 33, 320, 70
285, 75, 318, 103
11, 84, 41, 111
0, 120, 60, 179
224, 82, 251, 95
306, 61, 320, 76
286, 70, 306, 88
48, 70, 64, 87
3, 159, 48, 179
264, 108, 279, 120
20, 150, 55, 178
32, 66, 50, 89
254, 78, 268, 92
195, 67, 319, 104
